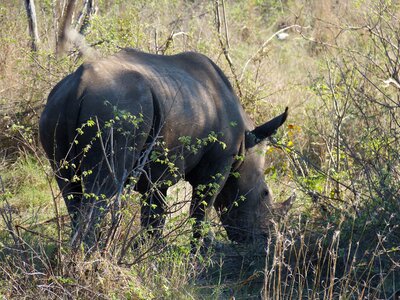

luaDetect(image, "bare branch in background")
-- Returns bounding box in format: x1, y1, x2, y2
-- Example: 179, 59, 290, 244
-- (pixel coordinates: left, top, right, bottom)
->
77, 0, 96, 35
240, 24, 304, 82
156, 31, 188, 54
24, 0, 40, 52
215, 0, 242, 98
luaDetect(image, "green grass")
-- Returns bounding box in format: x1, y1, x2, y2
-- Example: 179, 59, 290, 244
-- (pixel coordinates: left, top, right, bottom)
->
1, 155, 63, 225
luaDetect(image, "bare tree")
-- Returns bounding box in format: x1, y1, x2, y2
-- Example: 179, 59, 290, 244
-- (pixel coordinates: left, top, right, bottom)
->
24, 0, 40, 52
77, 0, 96, 35
56, 0, 97, 58
57, 0, 77, 55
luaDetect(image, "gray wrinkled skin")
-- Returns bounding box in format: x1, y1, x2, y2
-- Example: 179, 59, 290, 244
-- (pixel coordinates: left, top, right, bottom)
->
40, 49, 288, 248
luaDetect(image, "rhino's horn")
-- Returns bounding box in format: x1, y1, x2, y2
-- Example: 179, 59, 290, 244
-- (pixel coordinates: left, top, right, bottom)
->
245, 107, 288, 148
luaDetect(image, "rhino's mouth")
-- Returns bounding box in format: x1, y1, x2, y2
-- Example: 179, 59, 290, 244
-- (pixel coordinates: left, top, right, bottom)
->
221, 222, 267, 244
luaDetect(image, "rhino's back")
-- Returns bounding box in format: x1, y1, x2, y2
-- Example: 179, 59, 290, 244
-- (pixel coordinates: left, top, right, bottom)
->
118, 50, 249, 150
76, 50, 248, 151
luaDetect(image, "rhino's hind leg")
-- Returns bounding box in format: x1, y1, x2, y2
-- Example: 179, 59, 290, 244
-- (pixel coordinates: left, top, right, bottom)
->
74, 107, 152, 251
77, 139, 142, 251
55, 174, 83, 244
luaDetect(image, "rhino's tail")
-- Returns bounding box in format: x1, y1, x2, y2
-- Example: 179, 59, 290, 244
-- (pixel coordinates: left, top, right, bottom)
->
64, 28, 99, 60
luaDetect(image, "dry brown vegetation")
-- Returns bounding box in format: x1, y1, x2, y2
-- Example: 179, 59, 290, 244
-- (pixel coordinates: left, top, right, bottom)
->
0, 0, 399, 298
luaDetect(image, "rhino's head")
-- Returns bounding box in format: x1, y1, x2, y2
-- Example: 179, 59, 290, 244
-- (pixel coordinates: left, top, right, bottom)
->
214, 107, 292, 243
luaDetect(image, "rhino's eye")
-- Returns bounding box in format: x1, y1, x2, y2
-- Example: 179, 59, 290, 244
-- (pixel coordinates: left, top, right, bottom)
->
263, 189, 269, 197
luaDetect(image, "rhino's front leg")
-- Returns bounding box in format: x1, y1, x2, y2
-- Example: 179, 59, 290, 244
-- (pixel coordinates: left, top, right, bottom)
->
188, 157, 233, 249
189, 192, 207, 243
140, 188, 168, 239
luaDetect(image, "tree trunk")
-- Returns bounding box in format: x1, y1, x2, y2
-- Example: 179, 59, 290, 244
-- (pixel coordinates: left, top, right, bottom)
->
24, 0, 40, 52
77, 0, 96, 35
57, 0, 77, 55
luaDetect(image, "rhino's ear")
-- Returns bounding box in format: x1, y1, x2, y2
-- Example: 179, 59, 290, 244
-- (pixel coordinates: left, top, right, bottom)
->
245, 107, 288, 148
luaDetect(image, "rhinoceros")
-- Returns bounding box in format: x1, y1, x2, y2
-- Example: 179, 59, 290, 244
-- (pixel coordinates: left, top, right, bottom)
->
40, 49, 288, 249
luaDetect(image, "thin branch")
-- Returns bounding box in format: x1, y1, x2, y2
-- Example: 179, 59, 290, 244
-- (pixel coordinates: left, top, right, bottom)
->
240, 25, 304, 82
215, 0, 242, 98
